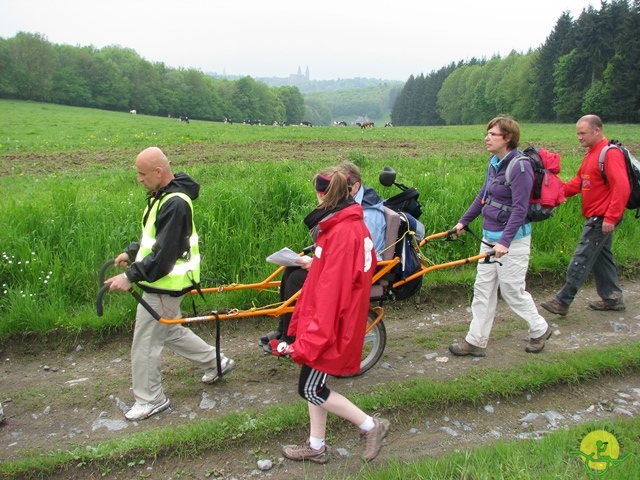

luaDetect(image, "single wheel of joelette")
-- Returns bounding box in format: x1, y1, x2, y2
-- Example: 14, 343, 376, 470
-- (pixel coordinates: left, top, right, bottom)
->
340, 307, 386, 377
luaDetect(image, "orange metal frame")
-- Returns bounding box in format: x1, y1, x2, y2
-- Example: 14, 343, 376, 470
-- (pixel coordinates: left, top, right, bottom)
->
142, 230, 491, 338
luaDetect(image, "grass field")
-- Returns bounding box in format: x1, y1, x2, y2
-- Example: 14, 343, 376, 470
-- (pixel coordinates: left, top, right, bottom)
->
1, 99, 640, 479
2, 99, 640, 338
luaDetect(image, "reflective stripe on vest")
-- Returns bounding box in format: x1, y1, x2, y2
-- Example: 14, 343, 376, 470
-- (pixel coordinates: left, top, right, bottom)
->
136, 192, 200, 291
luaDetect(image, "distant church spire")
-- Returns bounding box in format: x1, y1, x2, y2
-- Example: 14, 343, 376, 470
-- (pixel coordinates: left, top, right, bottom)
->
289, 65, 309, 83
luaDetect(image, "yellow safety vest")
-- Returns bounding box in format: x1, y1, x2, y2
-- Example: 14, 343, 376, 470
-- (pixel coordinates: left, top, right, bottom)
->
135, 192, 200, 291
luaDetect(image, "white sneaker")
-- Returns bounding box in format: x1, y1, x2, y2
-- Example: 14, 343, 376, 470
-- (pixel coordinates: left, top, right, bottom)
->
202, 357, 236, 384
124, 398, 170, 421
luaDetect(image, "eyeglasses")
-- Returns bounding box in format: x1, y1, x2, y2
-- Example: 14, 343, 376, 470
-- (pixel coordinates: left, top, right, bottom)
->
485, 132, 503, 138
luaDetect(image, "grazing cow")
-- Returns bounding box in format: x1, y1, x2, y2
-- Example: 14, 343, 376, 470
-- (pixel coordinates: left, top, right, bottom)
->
385, 122, 394, 127
301, 121, 313, 127
180, 116, 190, 123
356, 122, 362, 127
129, 109, 137, 114
334, 121, 347, 126
224, 117, 233, 124
361, 121, 374, 129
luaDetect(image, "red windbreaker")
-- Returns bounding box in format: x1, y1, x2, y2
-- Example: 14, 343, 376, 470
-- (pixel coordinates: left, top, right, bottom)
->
288, 204, 377, 376
564, 138, 630, 224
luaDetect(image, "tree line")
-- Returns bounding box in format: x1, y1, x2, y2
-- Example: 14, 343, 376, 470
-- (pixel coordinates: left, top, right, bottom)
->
0, 32, 305, 125
392, 0, 640, 125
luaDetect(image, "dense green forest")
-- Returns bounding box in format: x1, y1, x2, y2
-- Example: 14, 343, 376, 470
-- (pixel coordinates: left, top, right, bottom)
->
0, 32, 306, 125
3, 0, 639, 127
392, 0, 640, 125
0, 32, 399, 126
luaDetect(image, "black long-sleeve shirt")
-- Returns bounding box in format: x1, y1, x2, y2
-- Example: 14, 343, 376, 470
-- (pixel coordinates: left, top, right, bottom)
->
124, 172, 200, 295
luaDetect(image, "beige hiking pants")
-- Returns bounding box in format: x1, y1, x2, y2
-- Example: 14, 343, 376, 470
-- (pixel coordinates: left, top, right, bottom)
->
465, 235, 548, 349
131, 292, 217, 404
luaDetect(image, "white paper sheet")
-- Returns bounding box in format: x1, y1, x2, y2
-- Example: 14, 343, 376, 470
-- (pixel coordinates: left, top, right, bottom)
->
266, 247, 303, 267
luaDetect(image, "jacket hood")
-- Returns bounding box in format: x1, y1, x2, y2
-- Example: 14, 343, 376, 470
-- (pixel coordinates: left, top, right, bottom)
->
318, 203, 364, 232
303, 197, 354, 232
359, 185, 384, 209
159, 172, 200, 200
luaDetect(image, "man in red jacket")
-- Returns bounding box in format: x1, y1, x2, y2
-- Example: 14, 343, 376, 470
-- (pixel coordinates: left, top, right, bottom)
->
542, 115, 630, 316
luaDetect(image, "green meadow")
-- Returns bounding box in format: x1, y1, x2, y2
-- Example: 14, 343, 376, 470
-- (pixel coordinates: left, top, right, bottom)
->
2, 100, 640, 478
2, 99, 640, 338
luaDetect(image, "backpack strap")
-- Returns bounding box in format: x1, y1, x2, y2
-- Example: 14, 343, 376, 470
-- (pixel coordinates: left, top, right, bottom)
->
598, 143, 618, 185
503, 154, 528, 187
483, 154, 528, 212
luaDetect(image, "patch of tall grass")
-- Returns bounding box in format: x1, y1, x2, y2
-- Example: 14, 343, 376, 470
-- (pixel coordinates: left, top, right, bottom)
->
2, 100, 640, 338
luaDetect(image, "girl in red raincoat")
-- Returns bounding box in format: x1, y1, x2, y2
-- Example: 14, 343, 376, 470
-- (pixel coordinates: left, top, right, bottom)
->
274, 166, 390, 463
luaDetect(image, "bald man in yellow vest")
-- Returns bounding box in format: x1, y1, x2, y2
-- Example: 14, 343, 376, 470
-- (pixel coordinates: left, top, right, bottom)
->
107, 147, 235, 421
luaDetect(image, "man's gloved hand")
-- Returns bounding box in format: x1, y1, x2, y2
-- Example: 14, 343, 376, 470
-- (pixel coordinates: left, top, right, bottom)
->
269, 339, 295, 357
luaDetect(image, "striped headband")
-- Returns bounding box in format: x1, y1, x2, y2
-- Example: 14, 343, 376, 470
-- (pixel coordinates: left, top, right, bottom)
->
315, 173, 351, 193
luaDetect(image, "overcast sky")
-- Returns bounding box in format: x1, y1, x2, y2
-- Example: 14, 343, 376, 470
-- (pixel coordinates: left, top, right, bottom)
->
2, 0, 596, 81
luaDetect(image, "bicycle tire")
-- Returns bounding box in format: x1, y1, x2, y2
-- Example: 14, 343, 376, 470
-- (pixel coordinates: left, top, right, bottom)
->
340, 308, 386, 377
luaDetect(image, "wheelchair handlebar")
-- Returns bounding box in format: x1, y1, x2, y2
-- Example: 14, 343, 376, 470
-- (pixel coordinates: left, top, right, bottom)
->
96, 283, 110, 316
98, 258, 115, 286
96, 258, 161, 321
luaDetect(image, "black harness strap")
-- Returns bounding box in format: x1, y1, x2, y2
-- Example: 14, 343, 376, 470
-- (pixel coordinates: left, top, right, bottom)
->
463, 226, 495, 249
190, 278, 225, 378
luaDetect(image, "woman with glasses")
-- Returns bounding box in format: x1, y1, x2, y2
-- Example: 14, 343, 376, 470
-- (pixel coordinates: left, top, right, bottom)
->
448, 116, 551, 357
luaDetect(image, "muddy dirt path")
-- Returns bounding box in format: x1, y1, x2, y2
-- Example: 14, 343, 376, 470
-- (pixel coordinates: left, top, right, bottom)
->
1, 278, 639, 479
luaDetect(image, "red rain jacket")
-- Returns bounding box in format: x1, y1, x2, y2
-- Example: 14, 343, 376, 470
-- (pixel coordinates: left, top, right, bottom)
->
288, 204, 377, 376
535, 147, 566, 210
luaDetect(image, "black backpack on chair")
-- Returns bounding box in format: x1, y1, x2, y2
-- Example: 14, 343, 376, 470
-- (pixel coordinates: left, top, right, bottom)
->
379, 167, 423, 220
376, 166, 426, 302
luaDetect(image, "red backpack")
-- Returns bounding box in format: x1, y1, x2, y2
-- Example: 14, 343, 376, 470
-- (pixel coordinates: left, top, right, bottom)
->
485, 146, 566, 222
